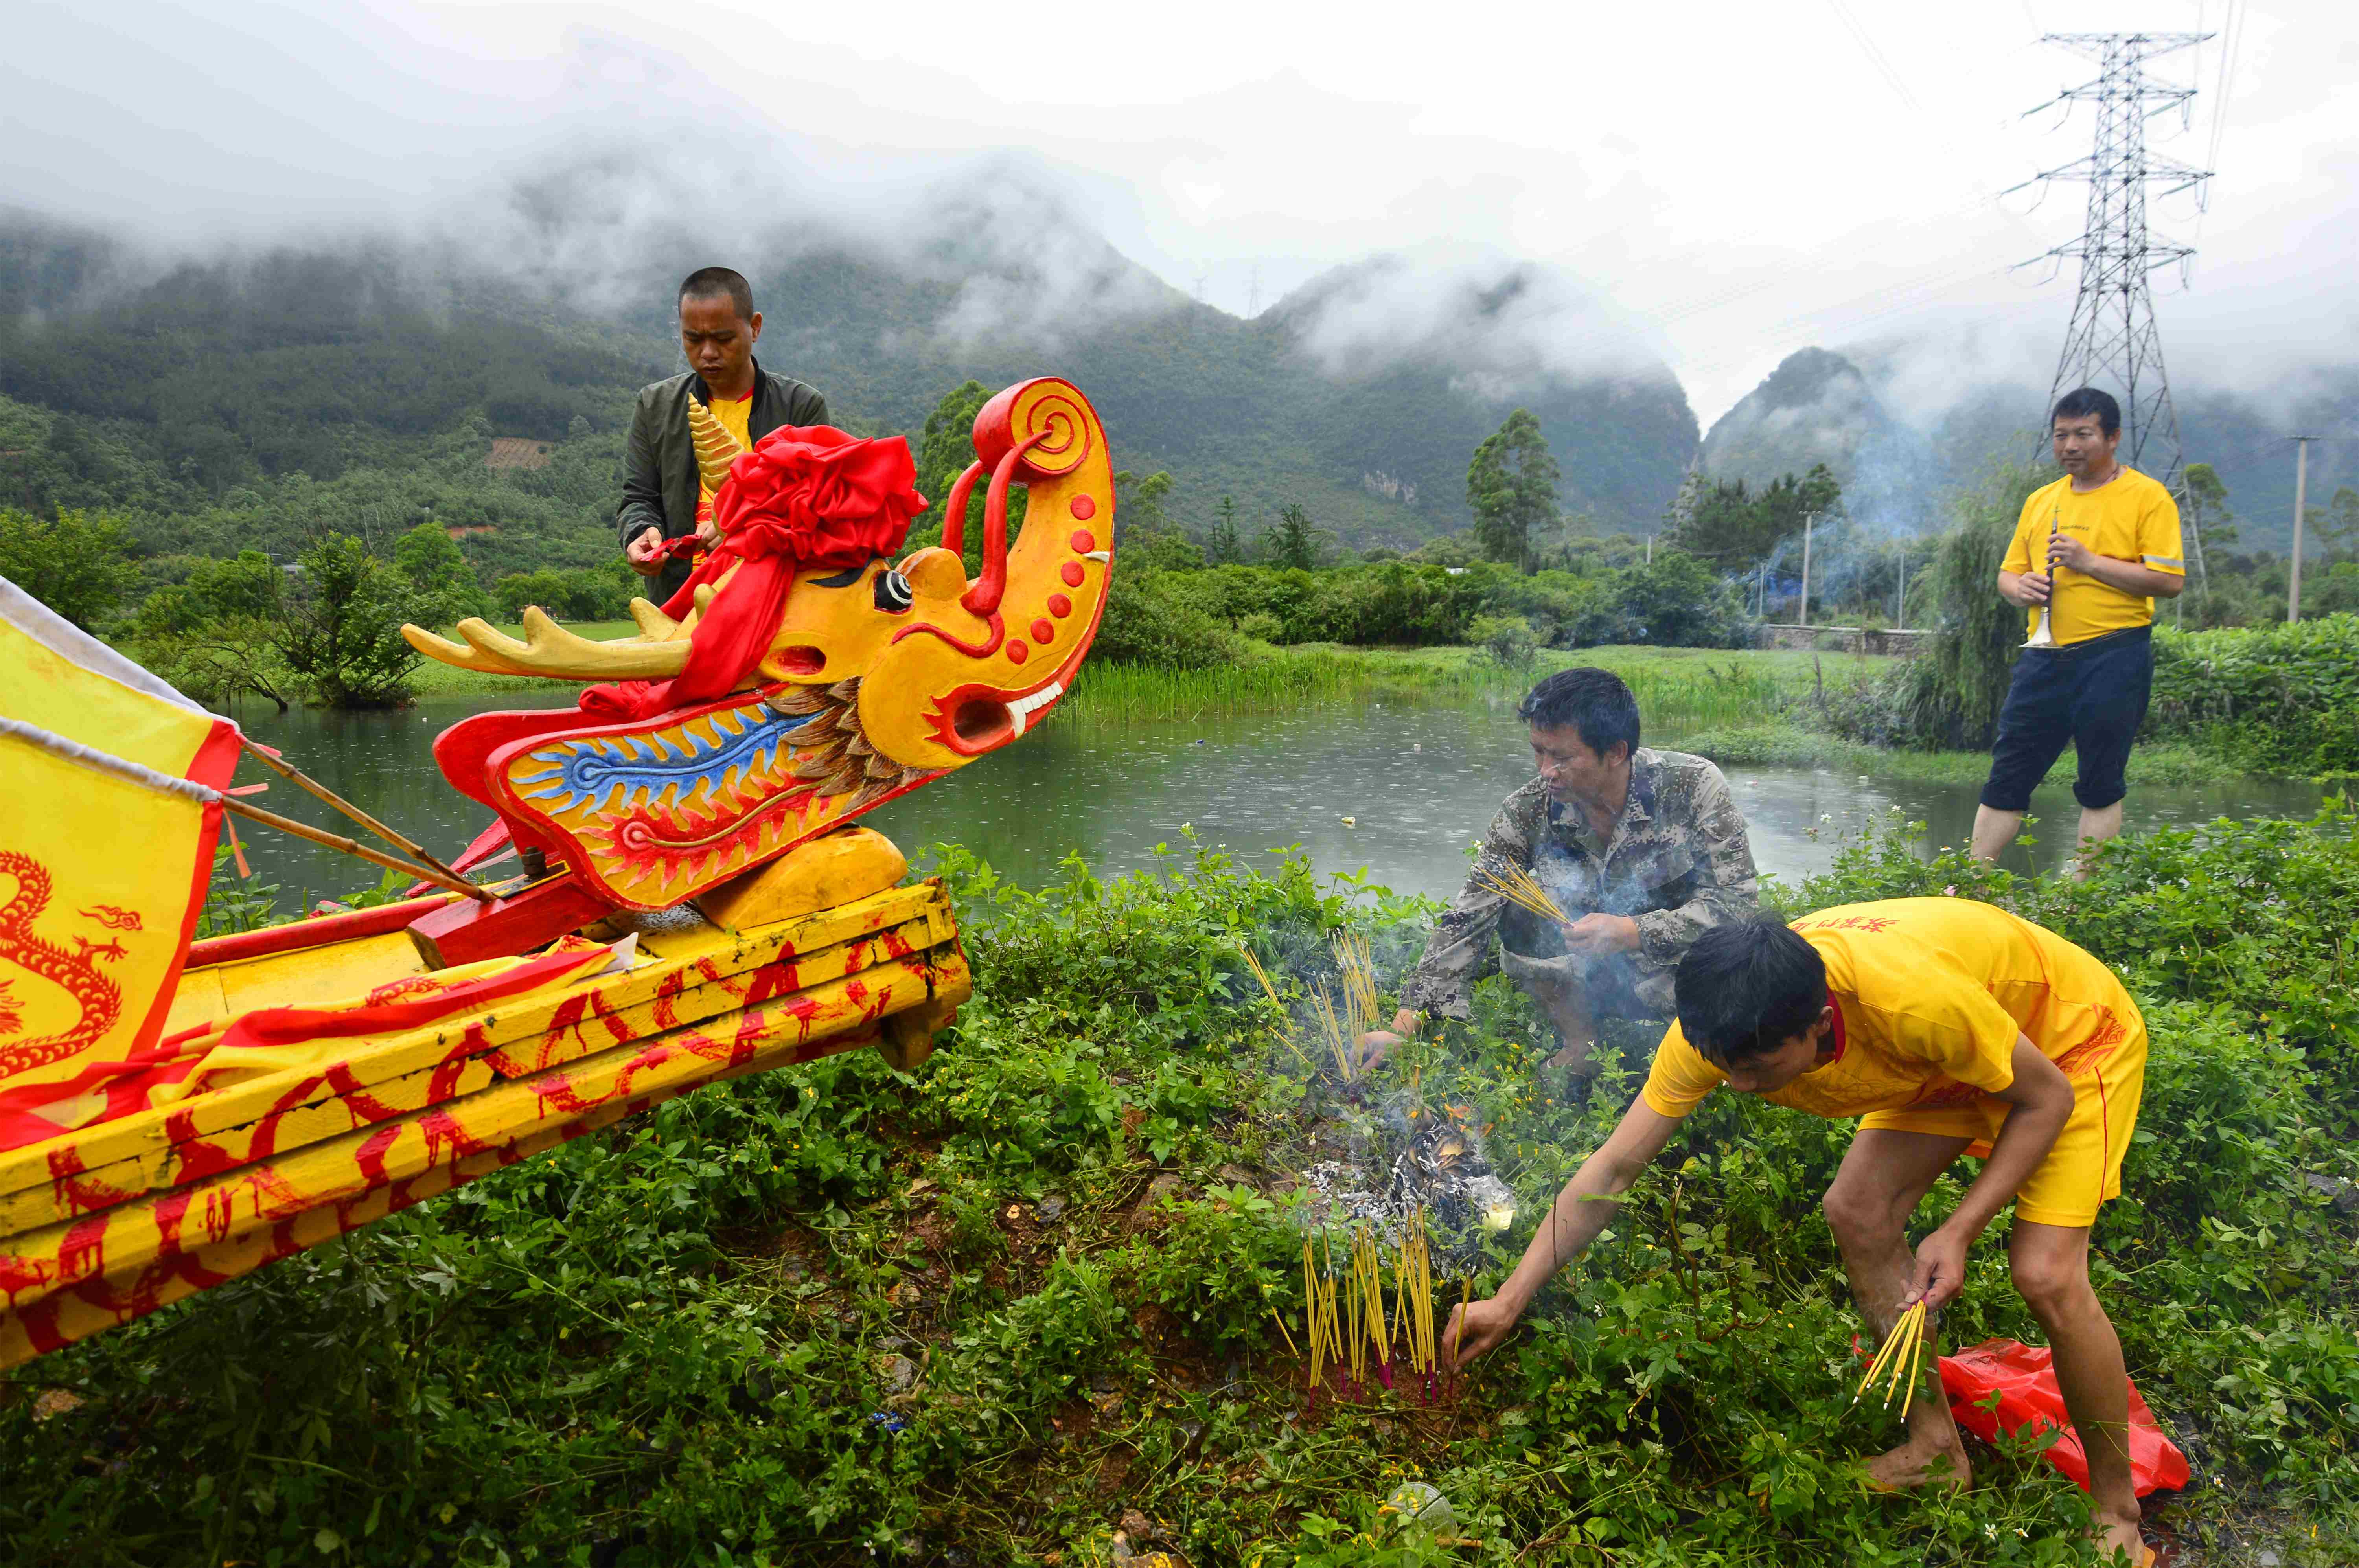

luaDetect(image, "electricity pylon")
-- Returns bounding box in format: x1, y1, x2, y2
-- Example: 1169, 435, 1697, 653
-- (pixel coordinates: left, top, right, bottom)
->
2009, 32, 2212, 487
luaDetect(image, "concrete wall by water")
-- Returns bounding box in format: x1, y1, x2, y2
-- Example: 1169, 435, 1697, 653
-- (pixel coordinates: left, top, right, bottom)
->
1757, 624, 1930, 656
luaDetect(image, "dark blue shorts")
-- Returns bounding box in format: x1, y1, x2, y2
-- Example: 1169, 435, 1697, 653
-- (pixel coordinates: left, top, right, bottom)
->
1980, 625, 2153, 812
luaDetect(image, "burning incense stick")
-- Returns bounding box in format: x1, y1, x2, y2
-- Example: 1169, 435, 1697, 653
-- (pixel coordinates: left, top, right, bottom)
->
1472, 862, 1571, 926
1240, 945, 1319, 1076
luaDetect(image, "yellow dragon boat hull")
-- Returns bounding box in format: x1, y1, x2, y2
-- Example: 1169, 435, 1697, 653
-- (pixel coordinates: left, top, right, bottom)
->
0, 836, 965, 1368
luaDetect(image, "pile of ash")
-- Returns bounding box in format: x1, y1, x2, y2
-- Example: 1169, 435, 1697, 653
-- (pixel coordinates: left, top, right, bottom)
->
1297, 1094, 1516, 1269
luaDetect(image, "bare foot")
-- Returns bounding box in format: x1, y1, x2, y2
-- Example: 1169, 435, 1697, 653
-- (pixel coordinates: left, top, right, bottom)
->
2094, 1514, 2146, 1565
1860, 1433, 1972, 1491
1541, 1043, 1594, 1071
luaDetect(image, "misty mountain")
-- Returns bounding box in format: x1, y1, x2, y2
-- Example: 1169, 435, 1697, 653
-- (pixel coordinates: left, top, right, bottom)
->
0, 171, 1701, 560
1699, 348, 1932, 535
1704, 344, 2357, 556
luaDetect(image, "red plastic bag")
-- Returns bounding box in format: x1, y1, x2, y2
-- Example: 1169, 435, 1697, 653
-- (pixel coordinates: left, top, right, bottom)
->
1939, 1339, 2191, 1496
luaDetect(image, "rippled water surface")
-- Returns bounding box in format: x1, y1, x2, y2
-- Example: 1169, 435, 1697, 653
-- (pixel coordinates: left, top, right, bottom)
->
218, 689, 2326, 908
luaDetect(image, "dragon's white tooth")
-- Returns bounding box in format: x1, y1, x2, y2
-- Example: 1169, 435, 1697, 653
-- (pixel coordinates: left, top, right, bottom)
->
1083, 551, 1110, 563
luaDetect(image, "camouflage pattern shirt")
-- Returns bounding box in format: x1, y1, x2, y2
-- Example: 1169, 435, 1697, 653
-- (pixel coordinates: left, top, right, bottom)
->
1398, 748, 1761, 1021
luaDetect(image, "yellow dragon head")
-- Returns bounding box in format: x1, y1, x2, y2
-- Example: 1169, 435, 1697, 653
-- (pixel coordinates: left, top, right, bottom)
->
401, 377, 1114, 910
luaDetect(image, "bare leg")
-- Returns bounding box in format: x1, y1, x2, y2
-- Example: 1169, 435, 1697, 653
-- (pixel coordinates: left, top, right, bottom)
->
2072, 802, 2124, 881
1971, 805, 2026, 862
2011, 1221, 2142, 1562
1501, 953, 1598, 1078
1822, 1129, 1978, 1489
1540, 977, 1595, 1075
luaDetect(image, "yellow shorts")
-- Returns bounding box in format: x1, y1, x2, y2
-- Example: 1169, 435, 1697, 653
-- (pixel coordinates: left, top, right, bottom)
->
1859, 1020, 2147, 1230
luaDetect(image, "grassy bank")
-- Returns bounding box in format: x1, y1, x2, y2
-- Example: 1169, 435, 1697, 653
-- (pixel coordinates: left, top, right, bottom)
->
397, 634, 1880, 720
1061, 643, 1875, 729
1676, 721, 2249, 788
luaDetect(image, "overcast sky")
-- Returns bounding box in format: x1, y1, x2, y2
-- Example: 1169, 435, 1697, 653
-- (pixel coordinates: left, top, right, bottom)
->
5, 0, 2352, 423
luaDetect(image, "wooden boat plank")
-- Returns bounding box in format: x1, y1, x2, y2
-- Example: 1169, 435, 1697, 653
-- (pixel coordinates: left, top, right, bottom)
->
1, 924, 955, 1233
0, 943, 969, 1344
0, 882, 952, 1197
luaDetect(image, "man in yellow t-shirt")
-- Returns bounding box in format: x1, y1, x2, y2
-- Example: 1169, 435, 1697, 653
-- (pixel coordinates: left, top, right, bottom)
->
1973, 387, 2185, 874
1443, 900, 2153, 1565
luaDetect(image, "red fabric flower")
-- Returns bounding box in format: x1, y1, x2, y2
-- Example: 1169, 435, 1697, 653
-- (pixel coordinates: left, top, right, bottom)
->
582, 426, 926, 720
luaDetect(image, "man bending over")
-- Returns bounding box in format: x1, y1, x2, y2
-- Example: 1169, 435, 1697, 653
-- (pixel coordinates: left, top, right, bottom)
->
1446, 901, 2152, 1564
1367, 667, 1757, 1098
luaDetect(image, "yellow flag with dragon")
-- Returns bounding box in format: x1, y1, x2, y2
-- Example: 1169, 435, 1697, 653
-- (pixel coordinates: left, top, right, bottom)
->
0, 577, 239, 1147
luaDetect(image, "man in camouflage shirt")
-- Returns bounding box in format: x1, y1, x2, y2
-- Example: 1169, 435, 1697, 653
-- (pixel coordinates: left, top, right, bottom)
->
1368, 667, 1760, 1092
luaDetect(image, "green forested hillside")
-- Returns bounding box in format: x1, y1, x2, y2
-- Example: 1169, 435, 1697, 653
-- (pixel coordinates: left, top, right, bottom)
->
0, 210, 1701, 579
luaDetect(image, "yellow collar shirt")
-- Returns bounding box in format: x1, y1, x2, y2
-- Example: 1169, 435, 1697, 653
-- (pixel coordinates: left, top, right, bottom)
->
2002, 468, 2184, 646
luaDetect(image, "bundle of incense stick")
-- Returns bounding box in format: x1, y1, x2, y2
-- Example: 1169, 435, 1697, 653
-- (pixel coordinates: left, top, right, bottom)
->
1241, 933, 1388, 1084
1332, 931, 1383, 1039
1855, 1300, 1929, 1415
1307, 985, 1358, 1083
1238, 944, 1318, 1077
1471, 862, 1572, 926
1280, 1220, 1450, 1400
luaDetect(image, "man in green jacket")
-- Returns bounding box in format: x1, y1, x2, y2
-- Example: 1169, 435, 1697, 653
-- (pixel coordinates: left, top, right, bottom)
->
618, 266, 830, 603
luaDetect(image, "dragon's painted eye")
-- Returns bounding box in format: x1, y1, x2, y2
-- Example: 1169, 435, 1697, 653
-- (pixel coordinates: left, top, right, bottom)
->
874, 570, 914, 612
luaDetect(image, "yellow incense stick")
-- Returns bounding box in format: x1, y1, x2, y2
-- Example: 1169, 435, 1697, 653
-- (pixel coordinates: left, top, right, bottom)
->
1271, 1311, 1300, 1357
1472, 862, 1572, 925
1855, 1301, 1921, 1401
1887, 1306, 1924, 1410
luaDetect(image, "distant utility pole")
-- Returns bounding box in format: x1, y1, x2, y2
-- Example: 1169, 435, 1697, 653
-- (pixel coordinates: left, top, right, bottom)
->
1895, 541, 1907, 630
2288, 435, 2317, 623
2011, 32, 2213, 489
1799, 512, 1816, 627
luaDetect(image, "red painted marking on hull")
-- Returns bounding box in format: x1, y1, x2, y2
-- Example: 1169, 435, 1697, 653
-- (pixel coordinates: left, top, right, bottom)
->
58, 1218, 107, 1284
153, 1191, 194, 1256
0, 1252, 57, 1303
354, 1125, 402, 1185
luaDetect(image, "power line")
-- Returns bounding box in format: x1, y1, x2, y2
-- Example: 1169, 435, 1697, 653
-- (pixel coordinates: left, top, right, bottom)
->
2012, 31, 2213, 489
2192, 0, 2245, 250
1824, 0, 1920, 113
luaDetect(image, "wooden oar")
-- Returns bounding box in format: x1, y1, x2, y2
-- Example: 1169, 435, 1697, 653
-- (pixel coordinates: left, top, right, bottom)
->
238, 737, 475, 890
220, 796, 490, 903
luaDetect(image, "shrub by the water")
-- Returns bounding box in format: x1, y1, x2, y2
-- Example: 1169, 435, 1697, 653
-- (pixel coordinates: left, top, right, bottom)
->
1564, 550, 1752, 649
1088, 565, 1246, 670
272, 533, 433, 708
1824, 466, 2041, 751
2147, 614, 2359, 775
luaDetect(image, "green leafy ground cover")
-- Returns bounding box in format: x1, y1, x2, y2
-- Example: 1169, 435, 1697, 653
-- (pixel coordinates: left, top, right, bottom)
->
6, 805, 2355, 1566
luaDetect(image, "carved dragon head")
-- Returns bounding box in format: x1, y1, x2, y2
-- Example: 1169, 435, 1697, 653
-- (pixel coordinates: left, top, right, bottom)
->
402, 377, 1114, 909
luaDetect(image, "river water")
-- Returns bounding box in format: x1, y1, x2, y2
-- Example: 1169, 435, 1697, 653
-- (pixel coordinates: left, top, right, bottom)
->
215, 691, 2325, 910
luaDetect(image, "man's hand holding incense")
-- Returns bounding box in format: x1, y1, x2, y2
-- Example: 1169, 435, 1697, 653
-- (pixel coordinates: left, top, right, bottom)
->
1352, 1007, 1421, 1072
1441, 1293, 1521, 1370
1899, 1226, 1972, 1312
1560, 913, 1640, 958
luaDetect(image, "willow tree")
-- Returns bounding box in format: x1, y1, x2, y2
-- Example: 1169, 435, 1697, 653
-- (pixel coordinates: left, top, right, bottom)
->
1466, 409, 1560, 573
